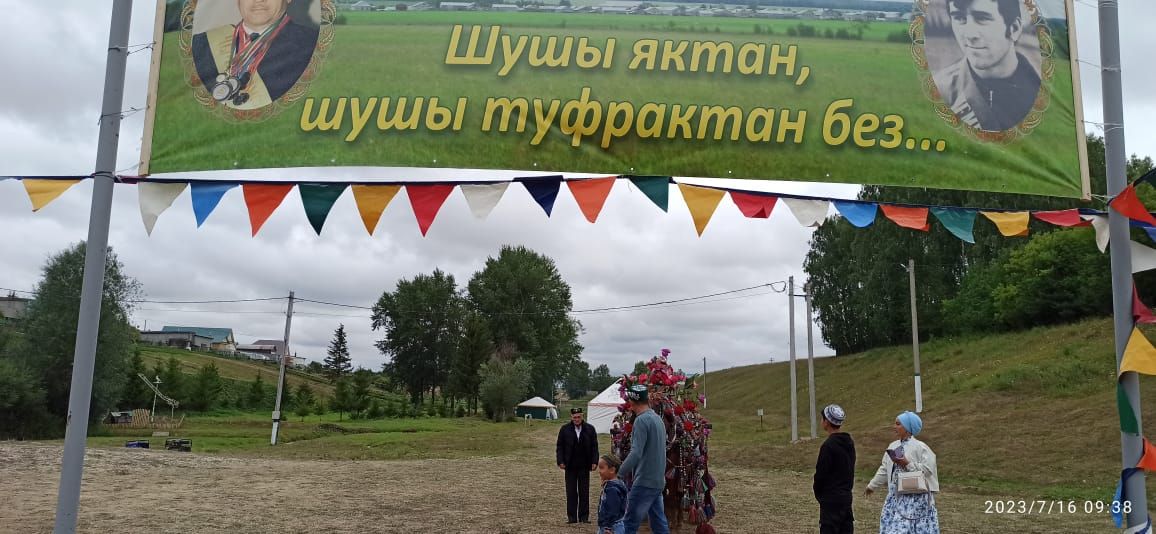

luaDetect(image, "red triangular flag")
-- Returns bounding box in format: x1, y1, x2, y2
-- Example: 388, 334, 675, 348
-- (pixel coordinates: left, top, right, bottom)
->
730, 191, 778, 219
407, 184, 455, 236
1135, 285, 1156, 325
242, 183, 295, 236
1033, 209, 1090, 227
1110, 185, 1156, 226
566, 177, 616, 223
1138, 438, 1156, 471
880, 205, 930, 231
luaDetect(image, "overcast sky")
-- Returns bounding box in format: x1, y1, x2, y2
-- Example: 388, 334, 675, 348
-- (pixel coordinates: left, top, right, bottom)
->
2, 1, 1155, 376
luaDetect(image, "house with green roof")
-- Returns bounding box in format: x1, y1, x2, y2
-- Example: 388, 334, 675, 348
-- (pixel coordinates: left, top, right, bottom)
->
161, 326, 236, 353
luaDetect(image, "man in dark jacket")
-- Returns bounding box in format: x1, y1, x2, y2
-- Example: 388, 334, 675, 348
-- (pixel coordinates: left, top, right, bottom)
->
814, 404, 855, 534
557, 407, 599, 524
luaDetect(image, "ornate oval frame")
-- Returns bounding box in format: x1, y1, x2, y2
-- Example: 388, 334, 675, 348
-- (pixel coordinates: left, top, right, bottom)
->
178, 0, 335, 122
910, 0, 1054, 143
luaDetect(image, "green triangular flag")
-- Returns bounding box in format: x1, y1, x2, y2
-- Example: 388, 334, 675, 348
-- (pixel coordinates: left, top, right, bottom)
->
299, 183, 348, 235
1119, 382, 1140, 435
930, 207, 977, 244
629, 176, 671, 212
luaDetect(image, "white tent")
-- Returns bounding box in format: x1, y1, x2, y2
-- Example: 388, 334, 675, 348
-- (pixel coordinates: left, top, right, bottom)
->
587, 379, 625, 434
515, 396, 558, 420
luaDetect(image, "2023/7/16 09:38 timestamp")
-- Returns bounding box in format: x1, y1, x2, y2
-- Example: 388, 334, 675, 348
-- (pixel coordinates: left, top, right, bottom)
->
984, 500, 1133, 515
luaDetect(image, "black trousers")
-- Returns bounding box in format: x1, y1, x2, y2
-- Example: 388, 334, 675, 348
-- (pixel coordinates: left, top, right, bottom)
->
565, 468, 591, 522
819, 502, 854, 534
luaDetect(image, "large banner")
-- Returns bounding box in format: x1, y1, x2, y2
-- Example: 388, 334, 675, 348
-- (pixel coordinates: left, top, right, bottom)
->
142, 0, 1089, 198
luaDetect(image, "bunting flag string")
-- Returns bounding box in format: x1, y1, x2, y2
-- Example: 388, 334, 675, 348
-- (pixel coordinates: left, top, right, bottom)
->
522, 176, 563, 217
1111, 185, 1156, 226
731, 191, 778, 219
781, 198, 829, 228
880, 205, 930, 232
833, 201, 877, 228
190, 182, 237, 227
931, 207, 977, 244
407, 184, 455, 236
299, 183, 348, 235
566, 177, 616, 223
629, 176, 672, 212
242, 183, 294, 236
22, 178, 82, 212
1120, 327, 1156, 377
460, 182, 509, 219
981, 211, 1031, 237
351, 184, 401, 235
678, 183, 726, 236
138, 182, 187, 236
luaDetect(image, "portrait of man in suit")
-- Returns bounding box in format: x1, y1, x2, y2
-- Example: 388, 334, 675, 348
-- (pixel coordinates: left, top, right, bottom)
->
191, 0, 320, 110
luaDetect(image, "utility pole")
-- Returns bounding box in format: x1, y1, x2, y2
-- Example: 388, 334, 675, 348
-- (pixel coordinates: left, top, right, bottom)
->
150, 375, 161, 424
906, 259, 923, 413
271, 291, 295, 445
788, 276, 798, 443
53, 2, 132, 532
702, 356, 707, 408
1101, 0, 1148, 526
805, 284, 817, 439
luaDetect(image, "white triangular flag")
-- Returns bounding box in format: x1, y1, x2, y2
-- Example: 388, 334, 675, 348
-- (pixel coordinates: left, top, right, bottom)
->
460, 182, 509, 219
139, 182, 188, 235
1132, 241, 1156, 273
781, 198, 830, 228
1082, 215, 1110, 253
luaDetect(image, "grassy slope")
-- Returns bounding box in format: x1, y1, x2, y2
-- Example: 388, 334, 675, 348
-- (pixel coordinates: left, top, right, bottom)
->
701, 317, 1156, 500
138, 345, 337, 397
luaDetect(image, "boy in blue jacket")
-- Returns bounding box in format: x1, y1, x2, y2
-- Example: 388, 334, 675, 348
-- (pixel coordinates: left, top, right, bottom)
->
597, 454, 628, 534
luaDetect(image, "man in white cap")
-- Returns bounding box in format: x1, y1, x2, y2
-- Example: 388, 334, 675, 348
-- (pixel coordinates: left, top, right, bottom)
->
814, 404, 855, 534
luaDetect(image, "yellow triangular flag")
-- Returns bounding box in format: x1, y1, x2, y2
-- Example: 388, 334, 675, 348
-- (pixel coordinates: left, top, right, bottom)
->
1121, 327, 1156, 377
23, 179, 81, 212
981, 211, 1030, 237
351, 184, 401, 235
678, 183, 725, 236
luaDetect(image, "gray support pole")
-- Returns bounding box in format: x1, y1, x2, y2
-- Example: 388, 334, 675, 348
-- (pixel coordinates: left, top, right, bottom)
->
788, 276, 798, 443
805, 285, 817, 439
908, 259, 923, 413
1100, 0, 1148, 526
271, 291, 295, 445
52, 2, 133, 532
702, 356, 707, 408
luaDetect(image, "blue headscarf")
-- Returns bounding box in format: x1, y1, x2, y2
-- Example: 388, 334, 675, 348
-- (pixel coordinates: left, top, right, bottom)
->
897, 411, 923, 436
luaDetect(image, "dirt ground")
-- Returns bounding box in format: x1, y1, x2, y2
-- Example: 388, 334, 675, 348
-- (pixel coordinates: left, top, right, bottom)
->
1, 440, 1115, 533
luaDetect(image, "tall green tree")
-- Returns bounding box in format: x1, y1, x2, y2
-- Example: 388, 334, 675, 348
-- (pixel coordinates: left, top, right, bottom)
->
7, 242, 139, 423
372, 269, 466, 406
247, 372, 267, 409
119, 349, 152, 409
332, 378, 354, 421
564, 359, 591, 399
323, 324, 352, 380
467, 245, 583, 399
188, 363, 224, 412
294, 383, 316, 417
156, 357, 185, 405
589, 364, 615, 392
447, 313, 492, 414
351, 368, 374, 418
632, 361, 648, 376
0, 359, 53, 439
479, 357, 532, 422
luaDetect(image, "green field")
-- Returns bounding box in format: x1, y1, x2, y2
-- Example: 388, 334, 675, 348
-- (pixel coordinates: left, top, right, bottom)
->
146, 10, 1084, 197
139, 345, 339, 397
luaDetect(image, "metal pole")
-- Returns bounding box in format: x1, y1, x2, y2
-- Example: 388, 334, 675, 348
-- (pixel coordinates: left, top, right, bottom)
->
1100, 0, 1147, 526
908, 259, 923, 413
805, 284, 817, 439
271, 291, 295, 445
52, 2, 132, 532
150, 377, 159, 424
702, 356, 707, 408
788, 276, 797, 443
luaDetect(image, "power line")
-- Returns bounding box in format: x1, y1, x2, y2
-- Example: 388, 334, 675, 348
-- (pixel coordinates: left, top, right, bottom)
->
132, 297, 286, 304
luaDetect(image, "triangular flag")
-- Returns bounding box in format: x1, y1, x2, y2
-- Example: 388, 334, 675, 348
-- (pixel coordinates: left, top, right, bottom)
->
299, 183, 348, 235
1144, 227, 1156, 245
242, 183, 295, 236
1133, 241, 1156, 274
931, 207, 976, 243
22, 178, 81, 212
1120, 327, 1156, 377
677, 183, 725, 236
1120, 382, 1141, 434
781, 198, 829, 227
1111, 185, 1156, 226
521, 176, 563, 216
981, 211, 1030, 237
833, 201, 877, 228
138, 182, 187, 235
629, 176, 670, 212
1033, 209, 1088, 227
407, 184, 455, 236
190, 182, 238, 227
1082, 215, 1110, 253
1137, 438, 1156, 471
880, 205, 930, 231
351, 184, 401, 235
1134, 285, 1156, 325
729, 191, 778, 219
1113, 468, 1145, 528
460, 182, 509, 219
566, 177, 616, 223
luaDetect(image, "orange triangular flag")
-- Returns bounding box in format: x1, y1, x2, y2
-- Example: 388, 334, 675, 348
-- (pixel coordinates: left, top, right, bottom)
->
1138, 438, 1156, 471
351, 184, 402, 235
981, 211, 1031, 237
880, 205, 930, 231
678, 183, 725, 236
1110, 185, 1156, 226
242, 183, 294, 236
23, 178, 81, 212
566, 177, 616, 223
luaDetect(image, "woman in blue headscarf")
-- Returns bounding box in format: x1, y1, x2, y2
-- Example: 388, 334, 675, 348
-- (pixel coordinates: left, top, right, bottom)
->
865, 411, 940, 533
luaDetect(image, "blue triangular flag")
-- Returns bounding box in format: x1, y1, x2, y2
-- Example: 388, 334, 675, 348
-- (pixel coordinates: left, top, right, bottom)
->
931, 207, 977, 244
521, 176, 563, 216
190, 182, 238, 227
833, 201, 878, 228
1115, 467, 1144, 528
1144, 227, 1156, 244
